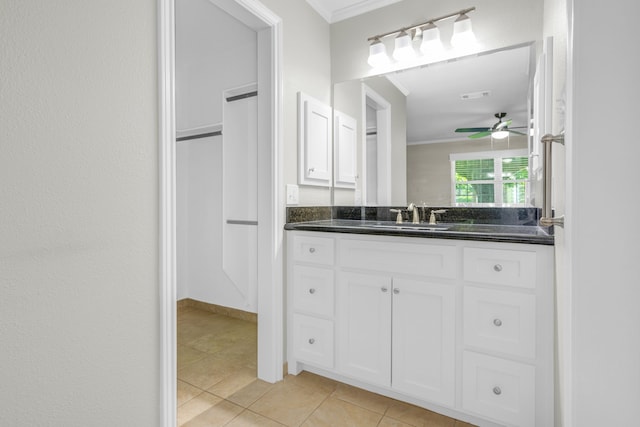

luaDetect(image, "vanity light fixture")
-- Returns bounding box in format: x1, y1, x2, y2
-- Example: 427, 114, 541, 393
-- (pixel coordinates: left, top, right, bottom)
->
367, 7, 476, 68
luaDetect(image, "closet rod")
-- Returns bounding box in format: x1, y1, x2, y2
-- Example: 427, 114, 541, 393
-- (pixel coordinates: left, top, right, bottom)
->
176, 130, 222, 142
226, 91, 258, 103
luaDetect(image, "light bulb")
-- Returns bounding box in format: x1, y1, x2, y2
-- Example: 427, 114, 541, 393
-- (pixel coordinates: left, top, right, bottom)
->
367, 39, 390, 68
420, 22, 444, 55
393, 30, 416, 61
451, 13, 476, 48
492, 130, 509, 140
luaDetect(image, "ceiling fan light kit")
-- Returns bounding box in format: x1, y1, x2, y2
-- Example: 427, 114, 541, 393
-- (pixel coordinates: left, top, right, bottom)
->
455, 112, 528, 141
367, 7, 476, 69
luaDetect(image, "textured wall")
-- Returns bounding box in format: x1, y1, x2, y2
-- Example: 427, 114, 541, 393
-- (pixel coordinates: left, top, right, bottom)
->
0, 0, 160, 425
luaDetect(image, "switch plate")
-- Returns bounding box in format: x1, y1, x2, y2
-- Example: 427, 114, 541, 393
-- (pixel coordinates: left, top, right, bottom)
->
286, 184, 299, 205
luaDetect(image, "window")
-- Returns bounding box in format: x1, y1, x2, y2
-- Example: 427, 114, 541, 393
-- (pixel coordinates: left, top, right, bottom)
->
450, 150, 529, 206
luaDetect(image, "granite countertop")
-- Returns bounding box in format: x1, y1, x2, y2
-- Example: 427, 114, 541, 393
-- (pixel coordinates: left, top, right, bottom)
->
284, 219, 554, 245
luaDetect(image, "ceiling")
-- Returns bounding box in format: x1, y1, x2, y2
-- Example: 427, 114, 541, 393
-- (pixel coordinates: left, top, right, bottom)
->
305, 0, 402, 23
389, 45, 533, 144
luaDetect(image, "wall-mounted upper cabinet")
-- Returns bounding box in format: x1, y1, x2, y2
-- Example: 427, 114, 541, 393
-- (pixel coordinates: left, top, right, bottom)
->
334, 110, 357, 189
298, 92, 332, 187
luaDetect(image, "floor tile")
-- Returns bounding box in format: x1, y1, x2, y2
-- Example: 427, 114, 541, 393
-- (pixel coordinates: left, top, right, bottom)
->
207, 366, 258, 399
284, 371, 339, 395
177, 391, 222, 426
385, 401, 456, 427
249, 381, 330, 426
331, 383, 394, 414
178, 353, 242, 390
226, 379, 275, 408
182, 399, 244, 427
301, 396, 382, 427
226, 410, 286, 427
178, 345, 210, 369
377, 417, 415, 427
177, 380, 203, 407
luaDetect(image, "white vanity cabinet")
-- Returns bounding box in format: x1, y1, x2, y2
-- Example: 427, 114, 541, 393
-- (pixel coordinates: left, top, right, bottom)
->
286, 230, 554, 427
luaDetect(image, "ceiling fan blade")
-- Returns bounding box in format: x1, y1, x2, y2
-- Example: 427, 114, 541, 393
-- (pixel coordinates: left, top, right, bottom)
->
508, 129, 527, 136
455, 127, 490, 133
469, 131, 492, 139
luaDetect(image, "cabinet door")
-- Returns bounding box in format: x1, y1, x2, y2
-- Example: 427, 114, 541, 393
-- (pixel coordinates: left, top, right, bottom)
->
337, 272, 391, 387
298, 92, 332, 186
392, 278, 456, 407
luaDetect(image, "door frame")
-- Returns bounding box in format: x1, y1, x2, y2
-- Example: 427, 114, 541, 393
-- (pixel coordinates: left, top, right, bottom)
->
158, 0, 284, 425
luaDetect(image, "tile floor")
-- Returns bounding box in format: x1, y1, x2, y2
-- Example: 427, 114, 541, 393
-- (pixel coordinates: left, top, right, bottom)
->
178, 306, 476, 427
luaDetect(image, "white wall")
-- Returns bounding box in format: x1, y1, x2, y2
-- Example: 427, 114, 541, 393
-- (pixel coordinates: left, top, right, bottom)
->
567, 0, 640, 425
176, 0, 257, 132
0, 1, 159, 425
259, 0, 333, 206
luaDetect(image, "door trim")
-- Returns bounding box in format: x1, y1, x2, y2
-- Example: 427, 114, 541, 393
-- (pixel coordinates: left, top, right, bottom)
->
158, 1, 283, 425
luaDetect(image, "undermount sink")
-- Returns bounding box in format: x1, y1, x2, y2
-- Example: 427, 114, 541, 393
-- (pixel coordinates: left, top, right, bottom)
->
369, 223, 451, 231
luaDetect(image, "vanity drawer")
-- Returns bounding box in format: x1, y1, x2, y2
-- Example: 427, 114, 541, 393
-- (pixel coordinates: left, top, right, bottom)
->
292, 265, 334, 318
464, 287, 536, 358
462, 351, 535, 427
463, 247, 537, 289
339, 238, 457, 279
292, 314, 334, 369
292, 234, 335, 266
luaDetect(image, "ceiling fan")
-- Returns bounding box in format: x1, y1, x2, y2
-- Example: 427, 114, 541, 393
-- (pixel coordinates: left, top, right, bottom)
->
455, 112, 527, 139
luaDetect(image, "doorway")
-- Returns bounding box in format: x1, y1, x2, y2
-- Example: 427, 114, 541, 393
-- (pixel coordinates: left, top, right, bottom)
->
159, 0, 283, 425
362, 84, 391, 206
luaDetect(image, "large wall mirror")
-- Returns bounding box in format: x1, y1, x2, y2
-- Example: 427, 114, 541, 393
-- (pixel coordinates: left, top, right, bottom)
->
332, 42, 541, 208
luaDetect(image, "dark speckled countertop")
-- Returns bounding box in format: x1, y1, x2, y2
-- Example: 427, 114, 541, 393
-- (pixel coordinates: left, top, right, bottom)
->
285, 206, 554, 245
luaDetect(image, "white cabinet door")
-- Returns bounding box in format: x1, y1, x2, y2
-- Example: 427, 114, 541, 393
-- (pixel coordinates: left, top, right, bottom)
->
298, 92, 332, 186
392, 278, 456, 407
337, 272, 391, 387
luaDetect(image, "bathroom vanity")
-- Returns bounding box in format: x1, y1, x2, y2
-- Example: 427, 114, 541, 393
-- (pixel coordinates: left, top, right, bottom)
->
285, 217, 554, 427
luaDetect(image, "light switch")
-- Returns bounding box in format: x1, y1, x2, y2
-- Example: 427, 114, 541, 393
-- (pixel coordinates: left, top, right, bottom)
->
286, 184, 299, 205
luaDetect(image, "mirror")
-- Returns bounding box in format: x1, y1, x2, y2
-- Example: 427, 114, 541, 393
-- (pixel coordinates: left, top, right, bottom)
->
332, 42, 536, 208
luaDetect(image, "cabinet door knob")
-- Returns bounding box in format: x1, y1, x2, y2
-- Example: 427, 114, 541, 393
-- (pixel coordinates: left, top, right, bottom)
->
493, 386, 502, 395
309, 288, 316, 294
308, 338, 315, 344
381, 287, 388, 293
493, 318, 503, 327
393, 288, 400, 294
308, 167, 315, 173
309, 247, 316, 253
493, 264, 503, 272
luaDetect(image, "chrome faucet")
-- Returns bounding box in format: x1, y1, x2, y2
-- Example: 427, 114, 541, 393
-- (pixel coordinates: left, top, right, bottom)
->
407, 203, 420, 224
429, 209, 447, 225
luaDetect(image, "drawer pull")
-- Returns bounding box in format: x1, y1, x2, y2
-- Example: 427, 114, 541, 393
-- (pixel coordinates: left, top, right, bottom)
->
493, 386, 502, 395
493, 264, 503, 272
493, 318, 503, 327
308, 338, 315, 344
309, 247, 316, 253
309, 288, 316, 294
393, 288, 400, 294
381, 287, 388, 293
